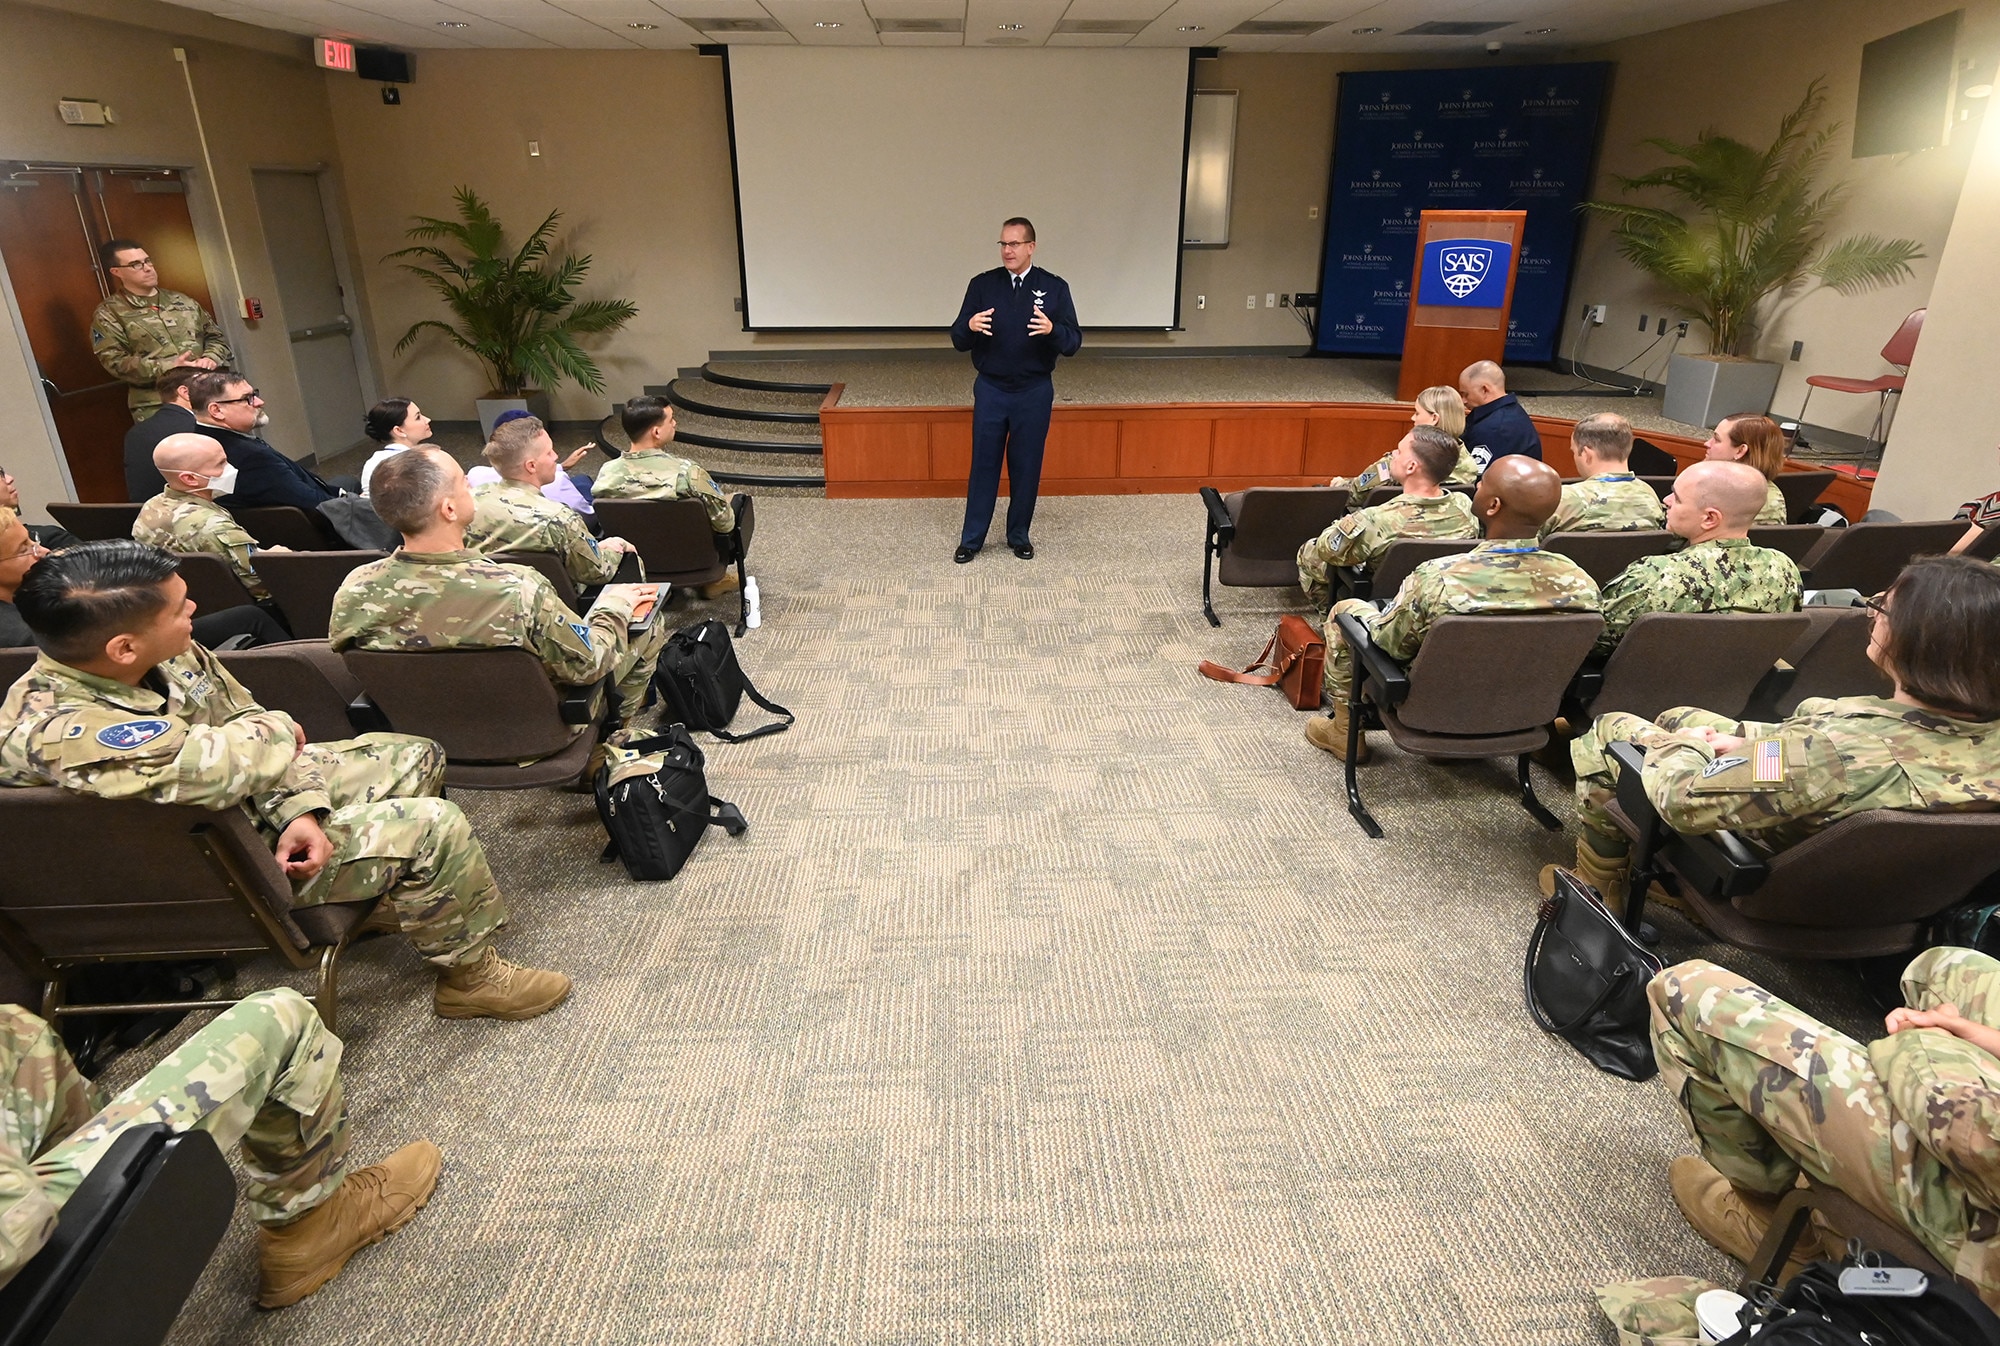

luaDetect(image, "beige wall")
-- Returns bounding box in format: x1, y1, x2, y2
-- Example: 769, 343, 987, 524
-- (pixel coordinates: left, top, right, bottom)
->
1565, 0, 2000, 441
0, 0, 356, 512
1874, 80, 2000, 521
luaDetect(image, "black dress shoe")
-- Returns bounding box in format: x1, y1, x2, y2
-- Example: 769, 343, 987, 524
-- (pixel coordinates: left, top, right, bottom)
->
1011, 543, 1034, 560
953, 545, 978, 564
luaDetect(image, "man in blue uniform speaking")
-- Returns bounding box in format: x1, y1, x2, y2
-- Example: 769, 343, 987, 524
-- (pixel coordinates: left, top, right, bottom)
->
949, 218, 1082, 562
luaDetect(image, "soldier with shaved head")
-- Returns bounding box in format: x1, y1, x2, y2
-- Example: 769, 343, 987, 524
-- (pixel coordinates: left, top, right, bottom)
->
133, 431, 288, 601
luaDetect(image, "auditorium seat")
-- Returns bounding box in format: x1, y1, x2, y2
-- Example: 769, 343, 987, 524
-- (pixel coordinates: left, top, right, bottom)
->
0, 648, 35, 691
1773, 469, 1837, 524
1542, 530, 1678, 588
1746, 524, 1825, 563
1197, 485, 1346, 624
230, 505, 342, 551
174, 552, 260, 614
1566, 611, 1809, 723
593, 494, 755, 635
1334, 537, 1477, 605
250, 550, 385, 641
494, 550, 586, 615
1744, 607, 1894, 720
217, 642, 386, 744
1797, 520, 1965, 593
45, 503, 141, 542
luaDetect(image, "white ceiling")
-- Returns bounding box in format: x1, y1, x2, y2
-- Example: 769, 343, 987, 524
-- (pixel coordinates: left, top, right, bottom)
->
174, 0, 1785, 53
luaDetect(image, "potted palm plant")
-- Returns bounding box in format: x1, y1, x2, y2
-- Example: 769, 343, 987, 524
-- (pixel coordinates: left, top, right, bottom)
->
389, 187, 638, 435
1583, 78, 1923, 429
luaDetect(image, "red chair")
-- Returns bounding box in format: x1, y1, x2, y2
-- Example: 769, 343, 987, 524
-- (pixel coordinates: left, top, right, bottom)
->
1797, 308, 1923, 445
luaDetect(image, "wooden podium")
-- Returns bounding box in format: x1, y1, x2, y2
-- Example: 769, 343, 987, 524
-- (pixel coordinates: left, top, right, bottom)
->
1396, 209, 1526, 400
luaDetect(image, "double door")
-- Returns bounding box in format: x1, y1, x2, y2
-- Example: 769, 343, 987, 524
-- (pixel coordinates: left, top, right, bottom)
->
0, 164, 216, 502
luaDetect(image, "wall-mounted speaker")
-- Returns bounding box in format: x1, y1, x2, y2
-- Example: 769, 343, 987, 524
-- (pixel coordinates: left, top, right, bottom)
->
355, 47, 415, 84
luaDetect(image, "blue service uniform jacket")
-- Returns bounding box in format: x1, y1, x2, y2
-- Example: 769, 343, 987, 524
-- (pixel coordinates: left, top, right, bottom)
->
1464, 394, 1543, 469
950, 267, 1082, 390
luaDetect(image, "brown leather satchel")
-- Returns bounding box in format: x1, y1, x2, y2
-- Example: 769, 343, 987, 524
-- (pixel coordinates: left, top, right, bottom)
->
1198, 615, 1326, 711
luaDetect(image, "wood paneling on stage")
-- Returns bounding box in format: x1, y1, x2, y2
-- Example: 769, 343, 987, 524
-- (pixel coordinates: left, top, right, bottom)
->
819, 398, 1874, 514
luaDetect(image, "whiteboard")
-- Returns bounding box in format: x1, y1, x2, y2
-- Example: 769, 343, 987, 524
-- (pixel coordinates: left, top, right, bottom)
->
1183, 90, 1237, 247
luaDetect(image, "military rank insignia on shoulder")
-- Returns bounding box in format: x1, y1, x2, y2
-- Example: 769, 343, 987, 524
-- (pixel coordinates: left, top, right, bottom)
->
96, 718, 173, 749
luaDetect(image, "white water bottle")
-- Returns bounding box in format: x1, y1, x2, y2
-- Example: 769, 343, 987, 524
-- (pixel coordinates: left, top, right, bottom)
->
744, 575, 761, 629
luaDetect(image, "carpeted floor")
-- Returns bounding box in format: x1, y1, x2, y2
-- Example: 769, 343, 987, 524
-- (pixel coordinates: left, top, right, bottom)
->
143, 493, 1879, 1345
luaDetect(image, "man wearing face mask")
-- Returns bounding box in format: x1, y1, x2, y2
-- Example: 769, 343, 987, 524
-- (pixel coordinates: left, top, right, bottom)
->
134, 434, 290, 603
188, 370, 351, 511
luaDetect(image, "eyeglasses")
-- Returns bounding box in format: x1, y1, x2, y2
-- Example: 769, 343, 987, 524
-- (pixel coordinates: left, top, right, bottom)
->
5, 537, 41, 560
1863, 595, 1891, 619
210, 389, 262, 407
110, 257, 156, 270
997, 241, 1031, 248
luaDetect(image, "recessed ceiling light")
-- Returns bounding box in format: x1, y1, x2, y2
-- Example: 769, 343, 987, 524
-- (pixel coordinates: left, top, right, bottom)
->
996, 22, 1023, 29
1178, 24, 1201, 31
627, 21, 656, 28
1525, 27, 1556, 35
814, 19, 840, 26
1352, 26, 1381, 35
1968, 83, 1995, 98
437, 19, 468, 26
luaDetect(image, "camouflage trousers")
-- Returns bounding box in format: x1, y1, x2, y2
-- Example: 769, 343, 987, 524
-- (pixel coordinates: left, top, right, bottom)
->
612, 613, 671, 708
1321, 598, 1381, 701
281, 733, 507, 968
6, 989, 347, 1228
1650, 954, 2000, 1304
1570, 707, 1736, 857
1295, 536, 1341, 613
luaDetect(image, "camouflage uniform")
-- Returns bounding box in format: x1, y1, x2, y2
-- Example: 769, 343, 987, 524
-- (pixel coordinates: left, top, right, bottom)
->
1539, 473, 1666, 539
89, 290, 232, 422
1757, 480, 1788, 526
1295, 492, 1478, 610
0, 988, 348, 1289
132, 486, 271, 600
328, 549, 667, 710
465, 479, 628, 588
1323, 539, 1601, 697
1651, 950, 2000, 1309
1570, 697, 2000, 858
1334, 441, 1481, 503
0, 647, 506, 967
593, 449, 736, 533
1593, 537, 1802, 654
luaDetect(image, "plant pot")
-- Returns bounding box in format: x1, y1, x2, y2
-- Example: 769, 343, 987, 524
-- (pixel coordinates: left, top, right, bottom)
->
475, 391, 552, 439
1662, 355, 1782, 430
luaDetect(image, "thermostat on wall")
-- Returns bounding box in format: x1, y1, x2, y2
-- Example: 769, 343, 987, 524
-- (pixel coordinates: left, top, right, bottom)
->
57, 99, 112, 126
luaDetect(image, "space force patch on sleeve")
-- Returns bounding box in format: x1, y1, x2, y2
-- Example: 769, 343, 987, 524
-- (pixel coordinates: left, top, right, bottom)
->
96, 719, 174, 749
1700, 755, 1747, 779
568, 621, 592, 648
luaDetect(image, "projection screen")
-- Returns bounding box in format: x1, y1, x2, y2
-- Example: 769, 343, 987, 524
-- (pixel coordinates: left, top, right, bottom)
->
724, 48, 1192, 329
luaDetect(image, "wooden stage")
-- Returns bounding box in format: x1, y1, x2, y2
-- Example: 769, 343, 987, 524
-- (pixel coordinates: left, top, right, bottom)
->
817, 390, 1875, 519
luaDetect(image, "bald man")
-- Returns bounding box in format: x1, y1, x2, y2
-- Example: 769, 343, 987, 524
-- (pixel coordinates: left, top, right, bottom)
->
1308, 457, 1600, 760
133, 433, 289, 601
1590, 460, 1802, 656
1458, 360, 1542, 470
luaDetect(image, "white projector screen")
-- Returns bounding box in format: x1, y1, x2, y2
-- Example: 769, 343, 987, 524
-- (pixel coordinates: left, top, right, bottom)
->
725, 48, 1191, 329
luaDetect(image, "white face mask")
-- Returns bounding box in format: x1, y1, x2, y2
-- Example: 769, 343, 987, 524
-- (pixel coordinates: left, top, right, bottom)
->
205, 463, 239, 496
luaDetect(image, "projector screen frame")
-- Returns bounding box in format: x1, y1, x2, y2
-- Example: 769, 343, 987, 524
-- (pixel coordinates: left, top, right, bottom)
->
703, 44, 1210, 334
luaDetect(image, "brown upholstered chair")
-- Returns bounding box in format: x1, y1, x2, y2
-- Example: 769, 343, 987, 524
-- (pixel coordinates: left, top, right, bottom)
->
231, 505, 341, 551
45, 503, 142, 541
217, 641, 386, 743
1607, 740, 2000, 955
1333, 611, 1604, 837
1542, 530, 1679, 588
1797, 520, 1965, 593
0, 789, 375, 1029
1568, 611, 1810, 723
341, 648, 606, 790
1637, 475, 1678, 501
174, 552, 259, 614
1197, 485, 1347, 624
1335, 537, 1478, 604
593, 494, 755, 634
250, 550, 384, 641
1743, 606, 1895, 720
1772, 469, 1837, 523
0, 647, 37, 692
1362, 484, 1403, 507
1745, 524, 1826, 563
493, 550, 586, 615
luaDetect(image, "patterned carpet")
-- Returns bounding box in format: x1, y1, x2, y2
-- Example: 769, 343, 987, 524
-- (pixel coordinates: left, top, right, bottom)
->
144, 494, 1880, 1345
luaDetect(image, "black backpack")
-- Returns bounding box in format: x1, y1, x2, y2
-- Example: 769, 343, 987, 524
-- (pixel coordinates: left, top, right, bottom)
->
1722, 1254, 2000, 1346
592, 726, 747, 881
652, 619, 794, 743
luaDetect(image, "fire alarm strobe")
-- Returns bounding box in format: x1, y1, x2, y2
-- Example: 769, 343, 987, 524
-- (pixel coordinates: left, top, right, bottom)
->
243, 297, 264, 320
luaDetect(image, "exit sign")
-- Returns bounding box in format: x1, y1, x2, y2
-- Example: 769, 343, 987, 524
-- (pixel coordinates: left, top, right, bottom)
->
314, 37, 356, 72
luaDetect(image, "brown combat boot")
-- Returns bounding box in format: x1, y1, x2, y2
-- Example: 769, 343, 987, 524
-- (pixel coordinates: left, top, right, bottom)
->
697, 572, 740, 600
1669, 1156, 1825, 1279
258, 1140, 442, 1308
433, 946, 572, 1021
1304, 704, 1370, 762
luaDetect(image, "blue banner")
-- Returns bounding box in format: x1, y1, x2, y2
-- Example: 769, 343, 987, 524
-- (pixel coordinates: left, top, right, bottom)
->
1315, 63, 1610, 362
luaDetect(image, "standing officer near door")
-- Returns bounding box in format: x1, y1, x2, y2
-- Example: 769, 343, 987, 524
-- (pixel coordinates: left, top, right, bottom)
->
949, 218, 1081, 563
90, 238, 233, 423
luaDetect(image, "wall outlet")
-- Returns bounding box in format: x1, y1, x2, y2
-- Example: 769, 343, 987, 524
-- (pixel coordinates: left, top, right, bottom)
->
1790, 340, 1804, 361
1196, 294, 1205, 310
1265, 292, 1276, 308
1308, 205, 1319, 219
1638, 313, 1649, 332
1246, 294, 1257, 309
1589, 303, 1606, 325
1279, 294, 1291, 307
528, 139, 541, 157
732, 297, 743, 312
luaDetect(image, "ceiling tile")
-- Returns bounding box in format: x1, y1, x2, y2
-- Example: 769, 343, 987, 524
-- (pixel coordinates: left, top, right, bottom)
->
1045, 30, 1134, 42
764, 0, 881, 42
1128, 0, 1266, 45
1057, 0, 1174, 17
878, 28, 964, 40
861, 0, 964, 14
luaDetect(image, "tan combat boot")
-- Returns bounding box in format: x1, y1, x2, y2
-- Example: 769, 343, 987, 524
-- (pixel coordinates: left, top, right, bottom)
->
433, 946, 573, 1021
1304, 704, 1370, 762
258, 1140, 442, 1308
698, 572, 740, 600
1539, 841, 1631, 914
1669, 1156, 1825, 1280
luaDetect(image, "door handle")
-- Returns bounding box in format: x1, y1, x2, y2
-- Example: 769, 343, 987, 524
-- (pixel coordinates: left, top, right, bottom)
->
39, 375, 125, 399
288, 316, 354, 342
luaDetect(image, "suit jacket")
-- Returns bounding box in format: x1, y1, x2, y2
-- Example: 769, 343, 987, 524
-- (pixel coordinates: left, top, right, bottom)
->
200, 422, 338, 511
122, 404, 199, 501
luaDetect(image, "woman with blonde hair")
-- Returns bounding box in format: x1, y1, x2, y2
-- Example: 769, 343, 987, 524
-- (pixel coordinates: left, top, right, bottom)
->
1332, 385, 1480, 504
1703, 413, 1790, 524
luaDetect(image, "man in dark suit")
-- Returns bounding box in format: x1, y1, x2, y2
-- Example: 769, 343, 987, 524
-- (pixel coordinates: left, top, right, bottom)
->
948, 217, 1081, 562
1459, 360, 1543, 470
122, 368, 202, 501
187, 370, 346, 512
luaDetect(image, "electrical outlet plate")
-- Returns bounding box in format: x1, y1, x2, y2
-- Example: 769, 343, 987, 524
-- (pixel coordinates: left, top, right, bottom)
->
1246, 294, 1257, 309
1589, 304, 1606, 324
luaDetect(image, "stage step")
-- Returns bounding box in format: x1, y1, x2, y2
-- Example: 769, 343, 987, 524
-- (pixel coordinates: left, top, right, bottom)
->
698, 361, 833, 396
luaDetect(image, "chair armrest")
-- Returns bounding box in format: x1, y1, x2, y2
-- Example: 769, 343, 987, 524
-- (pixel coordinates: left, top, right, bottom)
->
1332, 566, 1370, 603
1609, 740, 1770, 898
560, 679, 607, 726
1335, 612, 1408, 704
1608, 741, 1656, 837
730, 493, 754, 560
212, 632, 258, 652
1565, 657, 1605, 713
1199, 487, 1235, 546
344, 694, 393, 737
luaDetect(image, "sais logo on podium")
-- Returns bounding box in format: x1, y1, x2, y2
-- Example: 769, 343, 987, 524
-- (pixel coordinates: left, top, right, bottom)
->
1417, 238, 1513, 308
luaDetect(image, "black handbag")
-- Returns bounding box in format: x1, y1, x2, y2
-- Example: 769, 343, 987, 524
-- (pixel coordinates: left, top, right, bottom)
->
1523, 867, 1664, 1080
652, 619, 794, 743
1722, 1254, 2000, 1346
592, 726, 747, 881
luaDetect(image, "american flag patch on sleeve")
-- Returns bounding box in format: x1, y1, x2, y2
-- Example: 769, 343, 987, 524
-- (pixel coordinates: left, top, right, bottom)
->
1751, 738, 1785, 784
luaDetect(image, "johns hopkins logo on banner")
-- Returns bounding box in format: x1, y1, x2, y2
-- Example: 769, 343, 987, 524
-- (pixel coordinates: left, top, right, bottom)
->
1419, 238, 1511, 307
